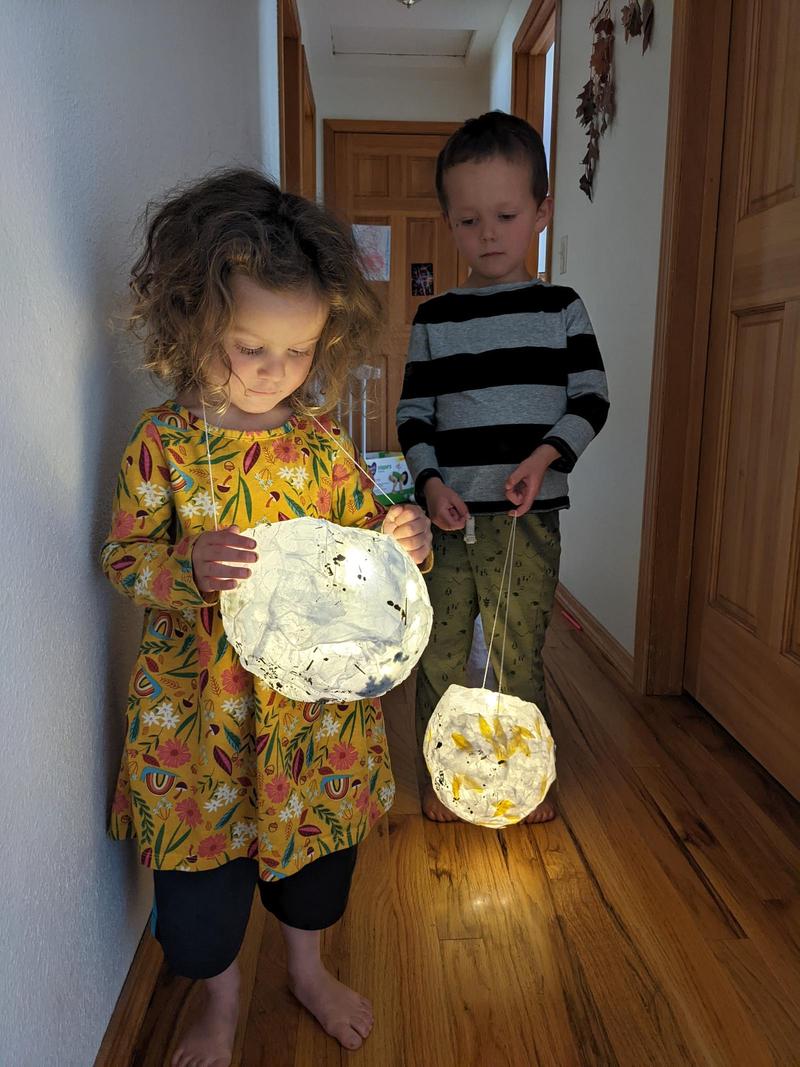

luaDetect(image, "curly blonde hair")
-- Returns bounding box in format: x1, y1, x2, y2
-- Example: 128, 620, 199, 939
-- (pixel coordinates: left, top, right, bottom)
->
127, 168, 382, 415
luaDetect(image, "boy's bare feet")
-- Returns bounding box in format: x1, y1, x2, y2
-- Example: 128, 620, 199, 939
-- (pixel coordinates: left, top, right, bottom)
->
421, 782, 461, 822
522, 793, 557, 823
289, 965, 374, 1050
171, 960, 240, 1067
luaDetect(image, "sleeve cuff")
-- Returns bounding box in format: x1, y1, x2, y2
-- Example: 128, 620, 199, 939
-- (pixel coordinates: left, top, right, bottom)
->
414, 468, 443, 508
541, 436, 578, 474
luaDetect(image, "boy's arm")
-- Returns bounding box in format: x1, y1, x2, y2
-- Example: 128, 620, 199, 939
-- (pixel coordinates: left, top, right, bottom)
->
396, 318, 443, 504
541, 295, 610, 472
100, 416, 215, 610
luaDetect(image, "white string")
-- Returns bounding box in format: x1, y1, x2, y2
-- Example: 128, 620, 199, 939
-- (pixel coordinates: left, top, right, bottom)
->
309, 414, 396, 508
200, 393, 219, 531
480, 514, 518, 697
496, 516, 517, 697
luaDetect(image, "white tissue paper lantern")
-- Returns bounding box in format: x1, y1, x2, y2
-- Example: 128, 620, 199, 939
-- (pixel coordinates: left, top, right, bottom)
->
423, 684, 556, 827
220, 517, 432, 702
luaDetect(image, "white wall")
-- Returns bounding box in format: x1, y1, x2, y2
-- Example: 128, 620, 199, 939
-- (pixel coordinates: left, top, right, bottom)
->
491, 1, 674, 654
0, 3, 277, 1064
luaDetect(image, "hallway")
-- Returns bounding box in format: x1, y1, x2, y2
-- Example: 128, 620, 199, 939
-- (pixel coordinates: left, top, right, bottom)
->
99, 611, 800, 1066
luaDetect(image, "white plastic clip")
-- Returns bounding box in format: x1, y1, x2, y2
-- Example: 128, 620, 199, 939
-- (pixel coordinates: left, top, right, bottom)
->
464, 515, 476, 544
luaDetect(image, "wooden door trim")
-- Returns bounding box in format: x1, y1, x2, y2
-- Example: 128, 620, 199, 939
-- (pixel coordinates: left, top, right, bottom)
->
633, 0, 733, 694
511, 0, 560, 280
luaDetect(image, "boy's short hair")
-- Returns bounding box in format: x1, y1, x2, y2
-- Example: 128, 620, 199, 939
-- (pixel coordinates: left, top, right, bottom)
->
435, 111, 548, 212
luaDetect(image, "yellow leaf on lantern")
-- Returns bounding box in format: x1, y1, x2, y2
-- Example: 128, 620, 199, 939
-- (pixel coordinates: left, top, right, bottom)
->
478, 715, 493, 739
463, 774, 484, 792
451, 732, 472, 751
493, 799, 515, 818
452, 775, 462, 800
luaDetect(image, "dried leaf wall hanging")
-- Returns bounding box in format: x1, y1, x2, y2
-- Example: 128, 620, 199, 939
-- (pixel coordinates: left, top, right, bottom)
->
576, 0, 615, 200
621, 0, 655, 53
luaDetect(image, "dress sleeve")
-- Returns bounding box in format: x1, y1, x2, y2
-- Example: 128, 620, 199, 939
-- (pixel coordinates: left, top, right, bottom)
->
100, 414, 214, 609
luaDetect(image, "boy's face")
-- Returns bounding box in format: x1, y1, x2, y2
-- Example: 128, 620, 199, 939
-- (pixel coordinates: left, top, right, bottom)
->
442, 154, 552, 288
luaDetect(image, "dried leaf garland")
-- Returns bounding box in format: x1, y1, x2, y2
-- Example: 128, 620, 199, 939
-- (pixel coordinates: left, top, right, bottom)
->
576, 1, 615, 200
621, 0, 655, 53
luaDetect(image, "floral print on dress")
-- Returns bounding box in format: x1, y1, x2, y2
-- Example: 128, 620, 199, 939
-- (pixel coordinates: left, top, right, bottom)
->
102, 402, 392, 880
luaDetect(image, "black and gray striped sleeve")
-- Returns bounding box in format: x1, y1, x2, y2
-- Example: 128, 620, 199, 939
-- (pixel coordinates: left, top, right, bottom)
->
542, 295, 609, 472
396, 318, 441, 483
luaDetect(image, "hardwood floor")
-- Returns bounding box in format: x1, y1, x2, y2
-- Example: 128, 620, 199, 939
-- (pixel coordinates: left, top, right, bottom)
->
97, 613, 800, 1066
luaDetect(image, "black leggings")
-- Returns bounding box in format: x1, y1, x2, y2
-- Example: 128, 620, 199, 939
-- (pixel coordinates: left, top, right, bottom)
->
151, 847, 358, 979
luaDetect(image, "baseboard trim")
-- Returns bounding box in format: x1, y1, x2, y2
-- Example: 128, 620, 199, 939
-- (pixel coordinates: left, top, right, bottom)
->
555, 583, 635, 686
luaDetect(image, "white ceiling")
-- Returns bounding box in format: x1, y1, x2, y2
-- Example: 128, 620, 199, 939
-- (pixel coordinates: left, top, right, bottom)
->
298, 0, 512, 74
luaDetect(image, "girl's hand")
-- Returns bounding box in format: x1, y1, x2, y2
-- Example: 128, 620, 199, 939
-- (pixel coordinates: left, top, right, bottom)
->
382, 504, 432, 565
191, 526, 258, 594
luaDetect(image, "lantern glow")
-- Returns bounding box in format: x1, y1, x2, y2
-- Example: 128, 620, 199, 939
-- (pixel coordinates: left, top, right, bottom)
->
423, 684, 556, 827
220, 517, 432, 702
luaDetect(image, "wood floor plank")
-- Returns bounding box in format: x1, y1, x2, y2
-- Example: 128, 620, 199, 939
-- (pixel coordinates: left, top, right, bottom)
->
382, 679, 421, 816
239, 913, 300, 1067
550, 699, 776, 1066
333, 815, 456, 1067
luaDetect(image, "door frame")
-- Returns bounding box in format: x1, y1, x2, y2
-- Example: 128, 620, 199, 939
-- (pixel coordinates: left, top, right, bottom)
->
512, 0, 561, 280
634, 0, 734, 693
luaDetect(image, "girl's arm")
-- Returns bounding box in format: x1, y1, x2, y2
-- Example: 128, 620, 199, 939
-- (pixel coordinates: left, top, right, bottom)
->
100, 415, 214, 610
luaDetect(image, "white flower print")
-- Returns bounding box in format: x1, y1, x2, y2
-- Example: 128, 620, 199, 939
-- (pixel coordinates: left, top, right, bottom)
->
137, 481, 168, 510
155, 700, 179, 729
191, 489, 218, 518
255, 472, 273, 492
222, 696, 253, 725
278, 465, 308, 493
319, 713, 338, 739
134, 567, 153, 596
379, 782, 396, 808
367, 753, 376, 773
231, 821, 258, 849
143, 711, 160, 727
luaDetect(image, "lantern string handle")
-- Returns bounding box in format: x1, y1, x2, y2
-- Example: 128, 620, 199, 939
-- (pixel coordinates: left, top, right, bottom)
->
201, 393, 220, 532
480, 514, 518, 700
309, 414, 396, 509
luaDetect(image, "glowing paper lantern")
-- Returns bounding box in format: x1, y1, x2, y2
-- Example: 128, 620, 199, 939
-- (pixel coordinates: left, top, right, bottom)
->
423, 684, 556, 827
220, 517, 432, 702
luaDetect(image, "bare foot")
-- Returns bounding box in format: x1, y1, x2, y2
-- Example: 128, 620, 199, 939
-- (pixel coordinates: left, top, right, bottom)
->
171, 961, 239, 1067
289, 965, 374, 1050
421, 782, 461, 823
522, 794, 557, 824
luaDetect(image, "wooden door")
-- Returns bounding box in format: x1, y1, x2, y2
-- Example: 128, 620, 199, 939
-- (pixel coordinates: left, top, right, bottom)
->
324, 120, 467, 452
684, 0, 800, 797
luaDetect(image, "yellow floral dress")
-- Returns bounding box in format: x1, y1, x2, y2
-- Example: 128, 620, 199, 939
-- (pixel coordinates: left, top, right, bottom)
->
102, 401, 396, 880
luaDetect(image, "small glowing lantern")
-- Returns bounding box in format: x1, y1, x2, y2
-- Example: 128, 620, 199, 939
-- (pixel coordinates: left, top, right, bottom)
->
220, 517, 432, 702
423, 684, 556, 827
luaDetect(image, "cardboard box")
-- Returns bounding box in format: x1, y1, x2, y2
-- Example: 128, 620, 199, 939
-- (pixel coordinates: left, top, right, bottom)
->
365, 451, 414, 505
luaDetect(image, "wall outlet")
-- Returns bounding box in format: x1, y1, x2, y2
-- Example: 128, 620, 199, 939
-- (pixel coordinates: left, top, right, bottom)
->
559, 234, 568, 274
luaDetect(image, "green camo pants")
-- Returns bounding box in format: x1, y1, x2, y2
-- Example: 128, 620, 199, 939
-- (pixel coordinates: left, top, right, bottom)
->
416, 511, 561, 749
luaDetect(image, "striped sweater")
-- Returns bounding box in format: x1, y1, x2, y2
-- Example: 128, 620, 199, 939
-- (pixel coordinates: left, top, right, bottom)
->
396, 279, 609, 513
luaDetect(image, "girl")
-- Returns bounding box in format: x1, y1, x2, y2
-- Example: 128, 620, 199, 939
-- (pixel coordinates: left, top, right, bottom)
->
101, 169, 432, 1067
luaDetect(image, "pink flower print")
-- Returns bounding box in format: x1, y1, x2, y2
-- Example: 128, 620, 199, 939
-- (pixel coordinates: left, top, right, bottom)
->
265, 775, 291, 805
197, 640, 211, 668
329, 742, 358, 771
273, 439, 300, 462
315, 488, 331, 515
198, 833, 228, 859
152, 570, 173, 600
355, 787, 370, 813
222, 664, 250, 694
176, 797, 202, 827
369, 802, 381, 825
174, 536, 191, 557
112, 511, 135, 539
158, 738, 191, 768
112, 789, 131, 814
332, 462, 351, 488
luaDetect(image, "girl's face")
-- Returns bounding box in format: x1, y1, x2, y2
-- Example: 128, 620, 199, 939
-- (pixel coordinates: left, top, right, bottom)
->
216, 274, 329, 425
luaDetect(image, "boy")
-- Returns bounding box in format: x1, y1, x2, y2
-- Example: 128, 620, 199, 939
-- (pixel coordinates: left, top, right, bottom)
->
396, 111, 609, 823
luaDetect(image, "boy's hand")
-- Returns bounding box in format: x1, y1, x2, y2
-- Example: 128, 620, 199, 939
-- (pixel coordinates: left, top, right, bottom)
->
192, 526, 258, 594
505, 445, 561, 517
382, 504, 432, 565
424, 479, 470, 531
